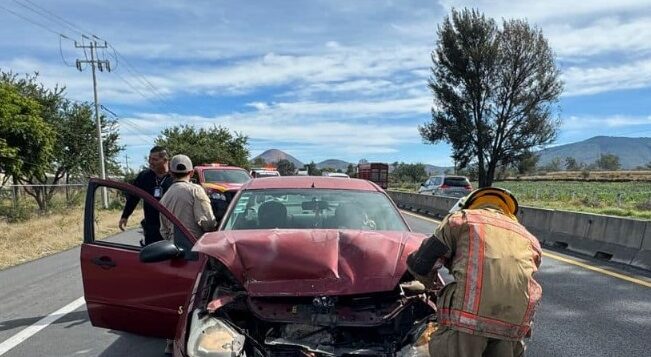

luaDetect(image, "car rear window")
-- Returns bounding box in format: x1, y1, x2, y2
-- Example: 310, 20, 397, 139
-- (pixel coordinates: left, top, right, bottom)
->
204, 169, 251, 183
444, 177, 469, 186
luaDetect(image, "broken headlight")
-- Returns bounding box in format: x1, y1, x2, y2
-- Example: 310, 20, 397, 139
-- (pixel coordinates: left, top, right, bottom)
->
187, 310, 245, 357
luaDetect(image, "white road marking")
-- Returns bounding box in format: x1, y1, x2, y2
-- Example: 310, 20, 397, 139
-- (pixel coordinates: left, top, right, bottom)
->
0, 297, 86, 356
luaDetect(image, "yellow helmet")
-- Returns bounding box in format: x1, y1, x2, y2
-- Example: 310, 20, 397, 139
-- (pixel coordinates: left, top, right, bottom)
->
461, 187, 519, 217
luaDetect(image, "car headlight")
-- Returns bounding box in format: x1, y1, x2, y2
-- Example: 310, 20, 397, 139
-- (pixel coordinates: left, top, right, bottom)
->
210, 192, 227, 201
187, 310, 245, 357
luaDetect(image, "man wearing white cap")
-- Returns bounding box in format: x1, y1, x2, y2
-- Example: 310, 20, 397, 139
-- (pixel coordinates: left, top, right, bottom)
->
159, 154, 217, 242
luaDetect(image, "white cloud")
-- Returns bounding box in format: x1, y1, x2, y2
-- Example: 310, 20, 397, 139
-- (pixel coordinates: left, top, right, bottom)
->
438, 0, 651, 22
547, 17, 651, 57
169, 46, 430, 94
563, 59, 651, 96
121, 110, 420, 157
562, 115, 651, 131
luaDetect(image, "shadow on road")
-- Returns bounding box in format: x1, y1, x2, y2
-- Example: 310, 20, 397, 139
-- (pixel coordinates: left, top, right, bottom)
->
98, 331, 164, 357
0, 310, 88, 331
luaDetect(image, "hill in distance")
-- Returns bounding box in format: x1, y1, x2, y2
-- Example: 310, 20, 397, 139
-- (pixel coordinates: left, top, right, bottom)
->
253, 149, 303, 168
317, 159, 352, 171
538, 136, 651, 169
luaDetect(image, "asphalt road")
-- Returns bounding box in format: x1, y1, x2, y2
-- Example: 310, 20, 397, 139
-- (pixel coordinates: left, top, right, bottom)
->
0, 213, 649, 356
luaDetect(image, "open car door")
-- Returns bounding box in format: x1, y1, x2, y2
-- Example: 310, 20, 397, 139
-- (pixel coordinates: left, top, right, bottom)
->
80, 178, 206, 339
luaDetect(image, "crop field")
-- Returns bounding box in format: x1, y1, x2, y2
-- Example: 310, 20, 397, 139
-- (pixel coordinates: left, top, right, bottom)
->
391, 180, 651, 219
488, 181, 651, 219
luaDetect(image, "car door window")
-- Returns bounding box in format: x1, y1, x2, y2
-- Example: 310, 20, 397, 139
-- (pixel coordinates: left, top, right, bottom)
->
88, 183, 194, 250
432, 177, 443, 186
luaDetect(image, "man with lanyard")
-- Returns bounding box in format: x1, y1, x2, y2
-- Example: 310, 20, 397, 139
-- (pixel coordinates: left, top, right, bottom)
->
119, 146, 173, 245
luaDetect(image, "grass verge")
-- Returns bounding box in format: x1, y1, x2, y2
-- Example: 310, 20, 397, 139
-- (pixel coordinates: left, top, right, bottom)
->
0, 207, 138, 270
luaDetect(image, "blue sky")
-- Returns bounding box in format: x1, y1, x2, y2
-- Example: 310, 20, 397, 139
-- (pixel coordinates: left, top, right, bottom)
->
1, 0, 651, 168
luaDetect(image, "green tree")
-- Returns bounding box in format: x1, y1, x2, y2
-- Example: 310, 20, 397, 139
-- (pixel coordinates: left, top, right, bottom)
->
565, 156, 581, 171
542, 158, 562, 172
515, 151, 539, 175
276, 159, 296, 176
1, 71, 122, 209
595, 153, 621, 171
346, 163, 356, 177
393, 163, 428, 183
0, 83, 54, 187
250, 157, 266, 167
419, 8, 562, 187
305, 161, 321, 176
156, 125, 249, 168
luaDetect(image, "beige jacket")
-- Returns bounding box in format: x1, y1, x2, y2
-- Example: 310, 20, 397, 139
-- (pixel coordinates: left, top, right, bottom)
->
431, 209, 542, 341
159, 180, 217, 240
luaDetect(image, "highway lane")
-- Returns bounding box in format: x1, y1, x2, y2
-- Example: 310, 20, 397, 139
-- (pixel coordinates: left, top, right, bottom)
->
1, 214, 650, 356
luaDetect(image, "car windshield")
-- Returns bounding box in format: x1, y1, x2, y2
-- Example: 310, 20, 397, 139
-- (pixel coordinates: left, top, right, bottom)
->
203, 169, 251, 184
222, 189, 408, 231
444, 177, 469, 186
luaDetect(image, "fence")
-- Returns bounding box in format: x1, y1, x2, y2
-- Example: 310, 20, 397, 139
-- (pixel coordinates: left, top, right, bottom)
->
0, 184, 88, 222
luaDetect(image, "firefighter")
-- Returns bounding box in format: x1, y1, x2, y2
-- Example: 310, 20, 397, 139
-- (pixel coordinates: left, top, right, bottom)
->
407, 187, 542, 357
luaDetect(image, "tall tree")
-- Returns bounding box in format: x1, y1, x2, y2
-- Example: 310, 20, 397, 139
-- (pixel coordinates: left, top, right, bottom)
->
419, 8, 563, 187
156, 125, 250, 168
276, 159, 296, 176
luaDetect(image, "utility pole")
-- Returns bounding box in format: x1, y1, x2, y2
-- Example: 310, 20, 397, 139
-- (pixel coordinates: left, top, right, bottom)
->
124, 152, 130, 175
75, 36, 111, 208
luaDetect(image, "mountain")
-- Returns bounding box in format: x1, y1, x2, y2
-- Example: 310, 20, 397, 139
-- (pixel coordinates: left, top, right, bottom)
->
538, 136, 651, 169
317, 159, 352, 171
253, 149, 304, 168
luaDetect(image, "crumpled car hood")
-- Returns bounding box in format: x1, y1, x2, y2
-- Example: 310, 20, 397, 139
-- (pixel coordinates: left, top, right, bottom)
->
193, 229, 427, 297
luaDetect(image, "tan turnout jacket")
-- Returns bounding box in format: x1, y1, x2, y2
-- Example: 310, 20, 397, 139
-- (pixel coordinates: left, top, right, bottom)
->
159, 180, 217, 240
433, 208, 542, 341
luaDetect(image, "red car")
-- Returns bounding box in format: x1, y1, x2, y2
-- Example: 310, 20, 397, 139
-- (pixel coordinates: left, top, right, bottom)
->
80, 177, 441, 356
193, 163, 252, 220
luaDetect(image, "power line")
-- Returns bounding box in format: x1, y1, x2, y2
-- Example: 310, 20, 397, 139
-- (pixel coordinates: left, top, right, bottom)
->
0, 4, 66, 37
18, 0, 91, 36
11, 0, 77, 38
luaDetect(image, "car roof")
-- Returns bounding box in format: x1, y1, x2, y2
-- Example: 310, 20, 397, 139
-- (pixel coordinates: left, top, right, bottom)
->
243, 176, 381, 191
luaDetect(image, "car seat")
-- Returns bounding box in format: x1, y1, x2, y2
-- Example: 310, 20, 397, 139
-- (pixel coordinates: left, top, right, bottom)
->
334, 202, 364, 229
257, 201, 288, 228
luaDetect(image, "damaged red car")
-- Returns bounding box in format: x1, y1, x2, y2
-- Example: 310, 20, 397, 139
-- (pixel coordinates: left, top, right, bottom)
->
80, 176, 441, 356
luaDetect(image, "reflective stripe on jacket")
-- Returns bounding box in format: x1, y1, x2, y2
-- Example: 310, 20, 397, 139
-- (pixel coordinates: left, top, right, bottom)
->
435, 208, 542, 341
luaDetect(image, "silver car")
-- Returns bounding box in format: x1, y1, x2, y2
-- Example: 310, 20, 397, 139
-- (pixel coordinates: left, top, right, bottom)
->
418, 175, 472, 198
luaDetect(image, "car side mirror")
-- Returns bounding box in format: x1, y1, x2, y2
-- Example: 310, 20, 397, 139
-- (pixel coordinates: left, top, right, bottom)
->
139, 240, 183, 263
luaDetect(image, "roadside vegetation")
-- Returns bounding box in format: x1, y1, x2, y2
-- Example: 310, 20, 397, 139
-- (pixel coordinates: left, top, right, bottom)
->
0, 205, 138, 270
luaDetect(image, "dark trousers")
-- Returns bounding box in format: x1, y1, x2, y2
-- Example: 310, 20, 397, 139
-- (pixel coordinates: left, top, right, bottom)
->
141, 220, 164, 245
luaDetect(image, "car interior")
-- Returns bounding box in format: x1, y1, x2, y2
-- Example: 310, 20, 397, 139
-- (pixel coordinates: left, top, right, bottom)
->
223, 189, 407, 231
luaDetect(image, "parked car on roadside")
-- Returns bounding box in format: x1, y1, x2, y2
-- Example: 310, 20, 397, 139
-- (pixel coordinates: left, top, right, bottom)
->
193, 163, 251, 221
80, 177, 441, 357
418, 175, 472, 198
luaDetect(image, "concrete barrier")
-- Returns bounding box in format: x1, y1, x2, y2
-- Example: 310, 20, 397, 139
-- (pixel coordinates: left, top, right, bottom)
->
631, 222, 651, 270
389, 190, 651, 270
